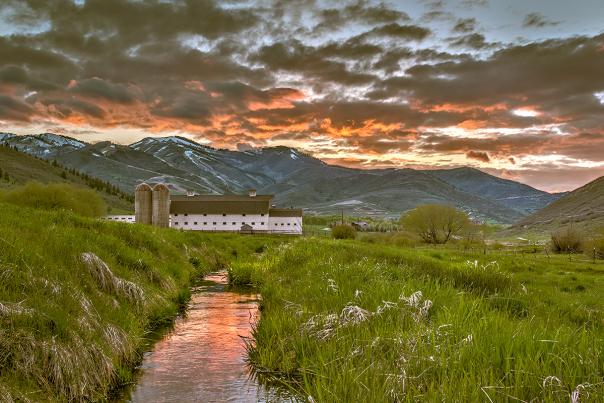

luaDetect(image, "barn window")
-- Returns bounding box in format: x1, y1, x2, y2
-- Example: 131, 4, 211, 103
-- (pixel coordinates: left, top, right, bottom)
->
194, 222, 198, 225
232, 222, 236, 225
213, 222, 216, 225
251, 222, 255, 225
203, 214, 207, 216
261, 222, 264, 225
223, 222, 226, 225
184, 214, 188, 216
261, 214, 265, 217
174, 214, 178, 217
242, 214, 246, 216
184, 222, 188, 225
203, 222, 207, 225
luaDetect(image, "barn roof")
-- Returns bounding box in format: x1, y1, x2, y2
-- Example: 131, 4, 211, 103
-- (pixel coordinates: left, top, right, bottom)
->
169, 194, 273, 215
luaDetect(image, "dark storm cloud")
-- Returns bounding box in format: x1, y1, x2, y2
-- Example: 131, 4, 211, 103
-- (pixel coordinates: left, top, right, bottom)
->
371, 33, 604, 131
522, 13, 561, 28
0, 95, 34, 121
251, 40, 376, 85
0, 0, 603, 191
69, 78, 136, 104
314, 1, 410, 31
8, 0, 259, 43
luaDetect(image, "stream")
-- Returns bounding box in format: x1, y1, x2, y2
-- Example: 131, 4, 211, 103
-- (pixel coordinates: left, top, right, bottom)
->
121, 272, 279, 402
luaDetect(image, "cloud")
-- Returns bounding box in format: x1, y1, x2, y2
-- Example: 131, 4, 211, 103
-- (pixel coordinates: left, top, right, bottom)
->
368, 23, 431, 40
0, 0, 602, 191
448, 33, 496, 49
0, 95, 34, 121
466, 150, 490, 162
452, 18, 477, 33
522, 13, 561, 28
69, 78, 136, 104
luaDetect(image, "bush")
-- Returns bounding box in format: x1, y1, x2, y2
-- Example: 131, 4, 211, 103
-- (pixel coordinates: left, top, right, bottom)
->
550, 226, 584, 253
332, 224, 356, 239
584, 228, 604, 259
400, 204, 470, 244
1, 181, 107, 217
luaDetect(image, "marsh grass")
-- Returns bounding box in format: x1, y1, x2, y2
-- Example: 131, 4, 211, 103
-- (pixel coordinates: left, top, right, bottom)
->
0, 201, 283, 401
232, 238, 604, 401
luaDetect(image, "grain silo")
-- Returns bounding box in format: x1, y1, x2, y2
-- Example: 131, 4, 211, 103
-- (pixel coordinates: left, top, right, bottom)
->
134, 183, 153, 225
152, 183, 170, 228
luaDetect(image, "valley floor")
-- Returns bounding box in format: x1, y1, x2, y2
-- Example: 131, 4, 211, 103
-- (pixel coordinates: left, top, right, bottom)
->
230, 238, 604, 402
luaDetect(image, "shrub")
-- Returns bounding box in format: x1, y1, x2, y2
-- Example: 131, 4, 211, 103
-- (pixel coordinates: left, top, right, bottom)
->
400, 204, 470, 244
332, 224, 356, 239
584, 228, 604, 259
550, 226, 584, 253
1, 181, 106, 217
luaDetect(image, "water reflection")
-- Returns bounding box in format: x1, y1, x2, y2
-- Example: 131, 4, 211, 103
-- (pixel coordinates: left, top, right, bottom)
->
124, 272, 272, 402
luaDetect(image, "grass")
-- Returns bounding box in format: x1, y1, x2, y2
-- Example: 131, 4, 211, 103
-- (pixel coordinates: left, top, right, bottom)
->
0, 201, 284, 401
231, 237, 604, 401
0, 145, 133, 214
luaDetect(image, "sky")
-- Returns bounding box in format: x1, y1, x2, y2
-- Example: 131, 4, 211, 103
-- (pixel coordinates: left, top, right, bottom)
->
1, 0, 604, 192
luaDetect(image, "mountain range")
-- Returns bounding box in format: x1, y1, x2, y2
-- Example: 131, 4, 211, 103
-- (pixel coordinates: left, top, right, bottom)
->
0, 132, 564, 223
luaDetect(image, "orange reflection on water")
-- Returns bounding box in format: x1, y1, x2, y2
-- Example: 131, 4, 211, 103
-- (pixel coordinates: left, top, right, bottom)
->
125, 272, 265, 403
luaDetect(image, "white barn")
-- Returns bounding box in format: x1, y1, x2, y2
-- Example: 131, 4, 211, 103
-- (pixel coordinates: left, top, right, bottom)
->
170, 192, 302, 234
105, 186, 303, 235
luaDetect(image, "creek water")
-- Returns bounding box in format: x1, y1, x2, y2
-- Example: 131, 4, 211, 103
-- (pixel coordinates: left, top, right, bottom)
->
121, 272, 277, 402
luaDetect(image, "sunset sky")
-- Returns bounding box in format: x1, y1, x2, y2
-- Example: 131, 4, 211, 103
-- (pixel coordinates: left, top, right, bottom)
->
1, 0, 604, 192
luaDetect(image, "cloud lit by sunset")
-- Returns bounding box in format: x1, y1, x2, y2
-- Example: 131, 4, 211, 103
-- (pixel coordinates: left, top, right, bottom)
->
1, 0, 604, 191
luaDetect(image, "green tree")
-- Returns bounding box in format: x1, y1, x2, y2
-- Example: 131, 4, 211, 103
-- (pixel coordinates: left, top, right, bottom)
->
332, 224, 357, 240
400, 204, 470, 244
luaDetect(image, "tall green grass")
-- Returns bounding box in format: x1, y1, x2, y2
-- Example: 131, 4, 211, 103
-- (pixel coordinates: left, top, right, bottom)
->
232, 238, 604, 401
0, 202, 281, 401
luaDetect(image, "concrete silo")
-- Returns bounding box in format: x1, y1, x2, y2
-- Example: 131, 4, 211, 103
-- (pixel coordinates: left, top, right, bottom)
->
152, 183, 170, 228
134, 183, 153, 225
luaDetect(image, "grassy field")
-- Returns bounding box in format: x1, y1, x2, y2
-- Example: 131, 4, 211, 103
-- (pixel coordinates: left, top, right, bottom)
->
230, 237, 604, 402
0, 201, 281, 401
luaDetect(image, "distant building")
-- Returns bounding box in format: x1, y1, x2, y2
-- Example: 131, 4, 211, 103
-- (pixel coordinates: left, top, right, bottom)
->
102, 215, 135, 224
351, 221, 370, 231
105, 185, 303, 234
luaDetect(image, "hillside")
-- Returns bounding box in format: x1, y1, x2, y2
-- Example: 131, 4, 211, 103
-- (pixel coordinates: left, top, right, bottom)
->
0, 201, 277, 401
1, 133, 563, 223
0, 145, 133, 214
513, 175, 604, 233
428, 167, 562, 215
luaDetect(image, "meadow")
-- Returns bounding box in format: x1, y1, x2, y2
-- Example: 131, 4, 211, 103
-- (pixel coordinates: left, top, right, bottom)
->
0, 201, 280, 402
230, 237, 604, 402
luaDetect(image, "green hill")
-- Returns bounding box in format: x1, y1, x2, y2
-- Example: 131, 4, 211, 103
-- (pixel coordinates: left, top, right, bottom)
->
0, 201, 281, 401
0, 145, 133, 214
513, 175, 604, 233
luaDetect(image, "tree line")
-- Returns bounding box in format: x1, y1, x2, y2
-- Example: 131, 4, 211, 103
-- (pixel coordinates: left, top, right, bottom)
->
0, 143, 133, 203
